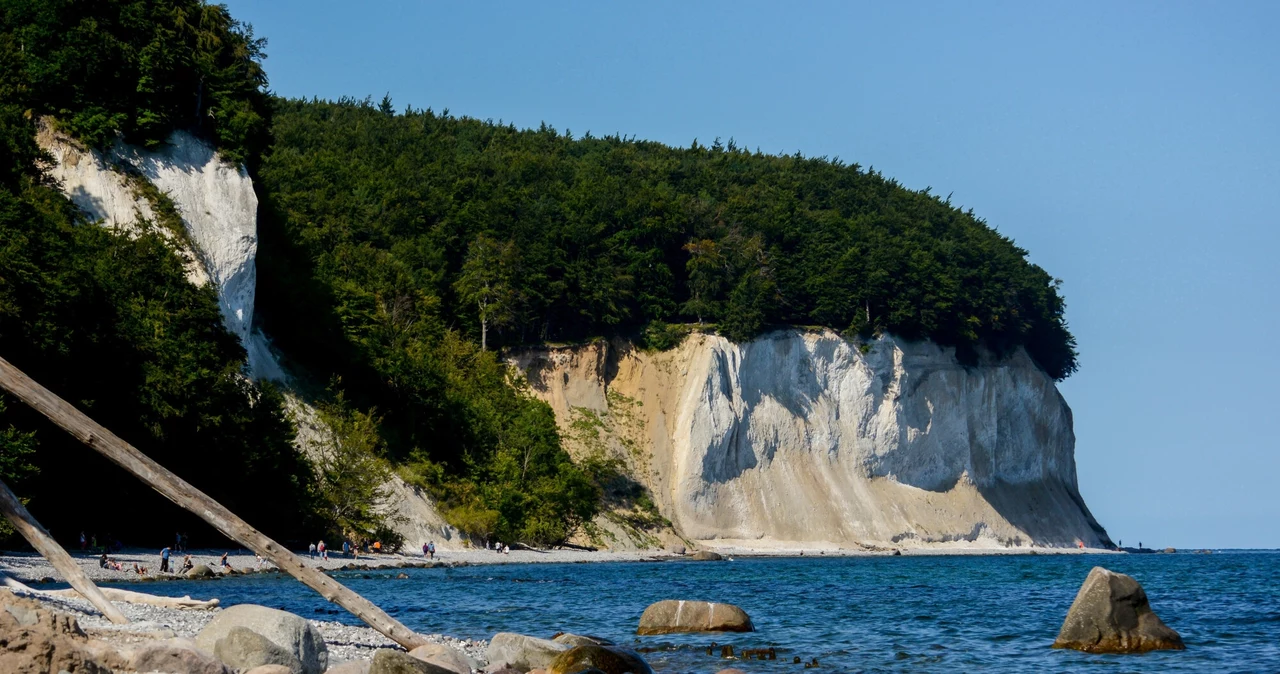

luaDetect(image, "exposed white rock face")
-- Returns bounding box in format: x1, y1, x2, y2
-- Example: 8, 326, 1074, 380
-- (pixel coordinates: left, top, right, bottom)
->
514, 330, 1110, 550
38, 125, 280, 380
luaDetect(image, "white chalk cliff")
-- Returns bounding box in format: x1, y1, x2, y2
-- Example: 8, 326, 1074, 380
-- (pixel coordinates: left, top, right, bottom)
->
514, 330, 1111, 551
38, 123, 280, 380
38, 124, 459, 548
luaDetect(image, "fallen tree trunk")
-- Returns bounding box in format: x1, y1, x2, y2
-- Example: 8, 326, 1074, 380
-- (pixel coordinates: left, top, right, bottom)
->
0, 356, 427, 650
45, 586, 219, 610
0, 477, 129, 624
0, 572, 217, 610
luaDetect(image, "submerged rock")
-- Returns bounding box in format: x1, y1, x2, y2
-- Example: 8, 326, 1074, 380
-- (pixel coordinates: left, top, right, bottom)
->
547, 644, 653, 674
196, 604, 328, 674
485, 632, 569, 671
637, 600, 754, 635
690, 551, 723, 561
1053, 566, 1184, 653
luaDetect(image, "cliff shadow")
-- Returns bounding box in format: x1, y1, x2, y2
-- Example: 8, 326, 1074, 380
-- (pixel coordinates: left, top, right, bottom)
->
977, 478, 1113, 547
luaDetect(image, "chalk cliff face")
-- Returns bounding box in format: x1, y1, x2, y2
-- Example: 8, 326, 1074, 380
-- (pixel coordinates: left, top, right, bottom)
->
39, 124, 456, 547
38, 124, 280, 380
514, 330, 1111, 550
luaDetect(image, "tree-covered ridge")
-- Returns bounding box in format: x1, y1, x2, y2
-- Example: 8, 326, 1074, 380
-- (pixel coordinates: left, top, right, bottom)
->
261, 97, 1077, 380
0, 0, 270, 164
0, 103, 319, 544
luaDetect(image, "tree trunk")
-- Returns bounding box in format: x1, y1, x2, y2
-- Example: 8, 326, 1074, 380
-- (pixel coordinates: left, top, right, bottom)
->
0, 356, 427, 650
0, 477, 129, 624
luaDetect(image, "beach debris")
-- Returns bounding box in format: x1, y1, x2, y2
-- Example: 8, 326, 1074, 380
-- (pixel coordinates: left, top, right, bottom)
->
1053, 566, 1185, 653
485, 632, 569, 671
0, 477, 128, 625
690, 551, 723, 561
409, 642, 475, 674
196, 604, 328, 674
636, 600, 754, 635
41, 585, 219, 610
546, 643, 654, 674
212, 625, 304, 673
720, 644, 735, 658
0, 356, 428, 650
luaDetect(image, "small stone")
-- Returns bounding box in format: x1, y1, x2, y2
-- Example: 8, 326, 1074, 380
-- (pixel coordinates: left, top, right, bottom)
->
1053, 566, 1184, 653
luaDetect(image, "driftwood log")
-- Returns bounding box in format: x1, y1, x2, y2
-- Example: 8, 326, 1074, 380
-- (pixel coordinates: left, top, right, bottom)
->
0, 356, 427, 650
0, 572, 216, 610
0, 478, 129, 624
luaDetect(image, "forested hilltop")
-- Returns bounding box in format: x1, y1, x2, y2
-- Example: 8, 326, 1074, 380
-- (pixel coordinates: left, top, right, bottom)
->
0, 0, 1080, 551
260, 97, 1077, 380
0, 0, 316, 544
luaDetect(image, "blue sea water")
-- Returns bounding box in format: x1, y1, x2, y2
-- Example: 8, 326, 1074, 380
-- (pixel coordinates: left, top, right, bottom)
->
115, 551, 1279, 673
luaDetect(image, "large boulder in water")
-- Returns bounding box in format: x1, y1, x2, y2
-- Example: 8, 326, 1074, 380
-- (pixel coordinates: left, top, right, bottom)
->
689, 551, 722, 561
547, 644, 653, 674
196, 604, 328, 674
1053, 567, 1184, 653
636, 600, 753, 635
484, 633, 568, 671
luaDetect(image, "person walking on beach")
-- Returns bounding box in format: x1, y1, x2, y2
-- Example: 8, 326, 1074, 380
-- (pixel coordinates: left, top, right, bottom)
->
159, 546, 171, 573
309, 542, 316, 559
319, 540, 327, 560
428, 541, 435, 560
79, 531, 86, 551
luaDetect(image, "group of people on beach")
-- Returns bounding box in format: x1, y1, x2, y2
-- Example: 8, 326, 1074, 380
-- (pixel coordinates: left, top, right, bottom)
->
308, 539, 390, 561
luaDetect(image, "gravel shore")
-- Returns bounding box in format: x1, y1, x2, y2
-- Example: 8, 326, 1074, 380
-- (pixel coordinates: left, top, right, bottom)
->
0, 546, 670, 667
0, 546, 674, 584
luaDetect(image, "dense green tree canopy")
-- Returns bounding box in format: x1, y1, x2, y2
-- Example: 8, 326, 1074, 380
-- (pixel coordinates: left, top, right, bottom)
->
0, 0, 270, 164
260, 97, 1077, 380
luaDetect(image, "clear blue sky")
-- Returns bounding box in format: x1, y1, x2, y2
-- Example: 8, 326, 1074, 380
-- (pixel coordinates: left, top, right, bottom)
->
225, 1, 1280, 549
